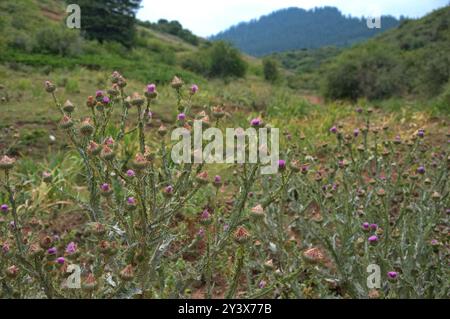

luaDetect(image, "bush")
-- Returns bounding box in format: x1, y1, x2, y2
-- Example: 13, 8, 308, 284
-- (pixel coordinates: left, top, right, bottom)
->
262, 58, 280, 82
208, 41, 247, 78
34, 26, 82, 57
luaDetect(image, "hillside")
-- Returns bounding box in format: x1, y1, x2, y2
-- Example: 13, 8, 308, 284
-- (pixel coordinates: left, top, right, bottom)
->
211, 7, 400, 56
320, 5, 450, 102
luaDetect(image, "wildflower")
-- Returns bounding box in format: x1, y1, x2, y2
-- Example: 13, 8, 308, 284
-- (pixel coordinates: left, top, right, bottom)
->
95, 90, 104, 99
1, 204, 9, 214
196, 171, 209, 185
42, 171, 52, 183
417, 166, 425, 175
2, 242, 10, 254
264, 259, 274, 270
393, 135, 402, 144
59, 115, 73, 129
233, 226, 250, 244
39, 236, 53, 249
87, 141, 101, 156
63, 100, 75, 113
278, 159, 286, 171
212, 106, 225, 119
362, 222, 370, 231
329, 126, 338, 134
102, 96, 110, 106
130, 92, 145, 107
370, 223, 378, 231
301, 165, 309, 175
387, 271, 398, 281
302, 247, 325, 264
258, 280, 267, 289
66, 242, 77, 255
376, 188, 386, 197
158, 124, 168, 136
132, 153, 149, 170
431, 191, 442, 201
80, 118, 94, 136
100, 145, 115, 160
353, 128, 360, 137
250, 118, 262, 127
100, 183, 113, 196
175, 112, 186, 123
82, 273, 98, 291
56, 257, 65, 265
171, 76, 183, 89
126, 169, 136, 177
199, 209, 212, 226
250, 204, 265, 219
119, 264, 134, 281
145, 83, 157, 99
368, 235, 378, 245
44, 80, 56, 93
126, 197, 137, 210
368, 289, 381, 299
355, 107, 363, 114
417, 129, 425, 138
213, 175, 222, 188
163, 185, 174, 197
190, 84, 199, 95
47, 247, 57, 255
5, 265, 19, 279
197, 228, 205, 238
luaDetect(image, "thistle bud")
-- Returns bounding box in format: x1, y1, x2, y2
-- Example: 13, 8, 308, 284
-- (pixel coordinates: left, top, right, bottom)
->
196, 171, 209, 185
126, 197, 137, 211
1, 204, 9, 214
190, 84, 198, 95
233, 226, 250, 244
39, 236, 53, 249
80, 118, 94, 136
42, 171, 52, 183
5, 265, 19, 279
213, 175, 222, 188
86, 96, 95, 108
145, 83, 157, 99
119, 264, 134, 281
302, 247, 325, 264
63, 100, 75, 113
131, 92, 145, 107
82, 273, 98, 291
158, 124, 168, 136
171, 76, 183, 89
132, 153, 149, 170
44, 81, 56, 93
59, 115, 73, 129
163, 185, 174, 197
100, 183, 113, 197
250, 204, 265, 220
212, 106, 225, 119
87, 141, 101, 156
199, 209, 212, 226
100, 145, 115, 160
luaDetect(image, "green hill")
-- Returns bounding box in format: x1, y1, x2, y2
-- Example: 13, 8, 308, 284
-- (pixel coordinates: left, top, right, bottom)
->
321, 5, 450, 102
211, 7, 401, 56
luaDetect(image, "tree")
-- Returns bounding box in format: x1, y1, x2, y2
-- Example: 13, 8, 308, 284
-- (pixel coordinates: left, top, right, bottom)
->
77, 0, 141, 48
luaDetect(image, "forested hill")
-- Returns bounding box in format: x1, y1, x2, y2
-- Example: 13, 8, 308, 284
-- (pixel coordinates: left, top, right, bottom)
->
211, 7, 401, 56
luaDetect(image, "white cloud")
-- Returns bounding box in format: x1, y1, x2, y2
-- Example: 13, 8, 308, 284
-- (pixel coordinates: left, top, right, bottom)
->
137, 0, 449, 37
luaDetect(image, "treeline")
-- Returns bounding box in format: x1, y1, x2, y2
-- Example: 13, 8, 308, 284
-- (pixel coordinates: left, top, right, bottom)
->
211, 7, 401, 56
138, 19, 200, 46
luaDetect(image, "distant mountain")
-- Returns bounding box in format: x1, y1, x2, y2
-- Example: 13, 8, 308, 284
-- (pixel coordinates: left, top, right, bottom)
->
211, 7, 401, 56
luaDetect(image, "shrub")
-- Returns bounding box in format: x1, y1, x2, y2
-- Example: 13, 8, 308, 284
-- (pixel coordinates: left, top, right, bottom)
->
208, 41, 247, 78
262, 58, 280, 82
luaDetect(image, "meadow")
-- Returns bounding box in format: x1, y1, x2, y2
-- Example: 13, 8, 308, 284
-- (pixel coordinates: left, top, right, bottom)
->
0, 0, 448, 299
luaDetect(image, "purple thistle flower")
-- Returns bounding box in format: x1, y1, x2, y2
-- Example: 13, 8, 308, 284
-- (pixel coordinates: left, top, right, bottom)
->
250, 118, 261, 127
56, 257, 65, 265
101, 183, 110, 192
387, 271, 398, 280
223, 223, 230, 231
356, 107, 363, 114
370, 223, 378, 231
1, 204, 8, 213
278, 159, 286, 170
102, 96, 110, 104
165, 185, 174, 194
362, 222, 370, 231
258, 280, 267, 289
96, 90, 103, 97
417, 166, 425, 174
127, 197, 136, 205
66, 242, 77, 255
368, 235, 378, 244
417, 129, 425, 138
353, 128, 360, 137
197, 227, 205, 238
214, 175, 221, 185
147, 83, 156, 93
2, 242, 10, 254
177, 113, 186, 121
201, 209, 210, 220
190, 84, 198, 94
329, 126, 337, 134
48, 247, 57, 255
126, 169, 135, 177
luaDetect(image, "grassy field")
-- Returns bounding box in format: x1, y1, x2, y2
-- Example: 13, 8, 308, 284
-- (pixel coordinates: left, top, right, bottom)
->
0, 0, 448, 299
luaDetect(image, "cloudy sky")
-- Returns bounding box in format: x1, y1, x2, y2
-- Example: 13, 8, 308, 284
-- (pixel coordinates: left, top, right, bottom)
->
137, 0, 449, 37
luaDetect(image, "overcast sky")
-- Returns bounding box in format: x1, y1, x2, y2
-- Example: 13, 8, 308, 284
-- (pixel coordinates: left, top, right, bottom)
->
137, 0, 449, 37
